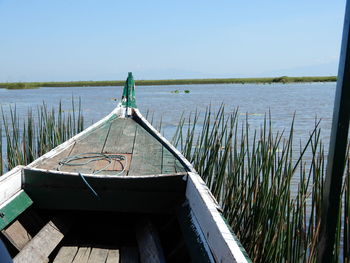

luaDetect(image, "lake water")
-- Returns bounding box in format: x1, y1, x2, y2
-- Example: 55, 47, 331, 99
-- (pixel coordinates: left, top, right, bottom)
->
0, 82, 335, 141
0, 82, 336, 176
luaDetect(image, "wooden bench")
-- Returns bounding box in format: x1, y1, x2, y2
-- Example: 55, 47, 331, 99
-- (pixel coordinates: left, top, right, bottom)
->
53, 246, 139, 263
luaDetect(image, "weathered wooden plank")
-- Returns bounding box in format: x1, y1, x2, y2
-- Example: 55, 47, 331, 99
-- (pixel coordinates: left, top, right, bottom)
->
1, 220, 31, 250
53, 246, 78, 263
103, 118, 138, 154
128, 125, 162, 175
106, 249, 120, 263
60, 122, 112, 173
36, 144, 75, 170
0, 190, 33, 231
13, 217, 70, 263
120, 247, 139, 263
135, 219, 166, 263
87, 248, 108, 263
72, 247, 91, 263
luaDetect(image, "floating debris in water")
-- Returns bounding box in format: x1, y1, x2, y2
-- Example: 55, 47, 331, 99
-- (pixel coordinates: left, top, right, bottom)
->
170, 90, 190, 94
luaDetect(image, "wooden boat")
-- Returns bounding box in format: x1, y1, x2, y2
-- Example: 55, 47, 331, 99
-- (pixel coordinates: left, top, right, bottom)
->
0, 73, 250, 263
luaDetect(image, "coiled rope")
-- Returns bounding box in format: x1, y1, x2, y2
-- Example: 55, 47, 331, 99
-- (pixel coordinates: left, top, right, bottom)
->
58, 152, 127, 199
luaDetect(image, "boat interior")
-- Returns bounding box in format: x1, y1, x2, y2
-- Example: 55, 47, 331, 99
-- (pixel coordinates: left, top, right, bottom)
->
2, 207, 193, 262
0, 113, 214, 262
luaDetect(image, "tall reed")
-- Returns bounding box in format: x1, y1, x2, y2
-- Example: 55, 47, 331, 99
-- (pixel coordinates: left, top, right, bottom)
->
0, 99, 83, 173
171, 106, 347, 262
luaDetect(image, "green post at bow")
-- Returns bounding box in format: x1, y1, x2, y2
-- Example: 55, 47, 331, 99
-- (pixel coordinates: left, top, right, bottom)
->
122, 72, 137, 109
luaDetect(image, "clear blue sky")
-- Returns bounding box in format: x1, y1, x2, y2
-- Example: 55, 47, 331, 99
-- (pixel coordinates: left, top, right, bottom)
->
0, 0, 346, 82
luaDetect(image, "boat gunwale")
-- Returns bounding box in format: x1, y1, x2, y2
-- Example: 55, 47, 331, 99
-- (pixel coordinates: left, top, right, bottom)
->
22, 167, 188, 179
186, 172, 251, 263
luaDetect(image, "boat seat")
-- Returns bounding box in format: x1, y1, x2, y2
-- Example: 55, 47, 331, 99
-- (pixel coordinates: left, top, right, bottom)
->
13, 217, 71, 263
53, 246, 138, 263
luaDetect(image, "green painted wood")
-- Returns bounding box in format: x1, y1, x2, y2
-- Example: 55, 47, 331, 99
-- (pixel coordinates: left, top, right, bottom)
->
161, 148, 176, 174
128, 125, 162, 175
175, 159, 187, 173
161, 148, 187, 174
23, 169, 187, 213
0, 191, 33, 231
103, 118, 137, 154
177, 202, 214, 263
121, 72, 137, 109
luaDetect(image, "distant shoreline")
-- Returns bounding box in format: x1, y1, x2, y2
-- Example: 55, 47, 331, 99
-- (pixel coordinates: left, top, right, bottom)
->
0, 76, 337, 89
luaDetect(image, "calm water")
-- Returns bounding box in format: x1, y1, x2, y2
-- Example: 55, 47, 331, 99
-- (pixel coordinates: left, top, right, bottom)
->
0, 82, 336, 140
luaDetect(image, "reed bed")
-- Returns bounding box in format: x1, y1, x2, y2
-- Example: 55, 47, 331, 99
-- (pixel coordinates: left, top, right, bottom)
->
0, 100, 83, 173
171, 106, 348, 263
0, 102, 349, 262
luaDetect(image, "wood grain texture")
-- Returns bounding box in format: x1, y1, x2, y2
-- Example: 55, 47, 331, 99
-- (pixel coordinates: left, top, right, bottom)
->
35, 144, 75, 171
72, 247, 91, 263
53, 246, 78, 263
1, 220, 31, 250
106, 249, 120, 263
13, 217, 70, 263
60, 122, 112, 173
128, 125, 162, 175
103, 118, 137, 154
87, 248, 109, 263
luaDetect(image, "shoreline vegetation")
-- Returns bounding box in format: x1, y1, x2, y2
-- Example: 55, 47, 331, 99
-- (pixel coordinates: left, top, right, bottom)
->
0, 76, 337, 89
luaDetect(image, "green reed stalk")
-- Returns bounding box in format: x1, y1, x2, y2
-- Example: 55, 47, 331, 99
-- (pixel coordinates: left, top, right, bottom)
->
0, 99, 84, 172
171, 107, 348, 262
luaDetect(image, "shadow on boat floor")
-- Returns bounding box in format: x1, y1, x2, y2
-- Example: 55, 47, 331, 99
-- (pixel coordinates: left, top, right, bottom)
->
43, 210, 191, 263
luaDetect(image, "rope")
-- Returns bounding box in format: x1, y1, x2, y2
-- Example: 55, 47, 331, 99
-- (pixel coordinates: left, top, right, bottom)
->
58, 152, 127, 199
58, 152, 126, 175
78, 172, 100, 199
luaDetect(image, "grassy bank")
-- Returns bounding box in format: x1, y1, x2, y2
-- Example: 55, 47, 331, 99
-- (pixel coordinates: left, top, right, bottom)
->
0, 76, 337, 89
0, 101, 348, 262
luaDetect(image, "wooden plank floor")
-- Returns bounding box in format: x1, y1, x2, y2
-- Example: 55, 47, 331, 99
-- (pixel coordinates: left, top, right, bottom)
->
36, 117, 186, 175
53, 246, 138, 263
